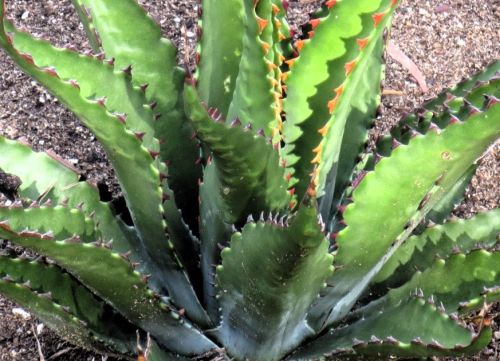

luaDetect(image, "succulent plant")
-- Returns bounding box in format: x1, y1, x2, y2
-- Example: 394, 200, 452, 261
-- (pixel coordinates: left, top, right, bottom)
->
0, 0, 498, 360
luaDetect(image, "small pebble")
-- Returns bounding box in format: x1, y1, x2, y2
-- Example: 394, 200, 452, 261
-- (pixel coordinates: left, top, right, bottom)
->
12, 308, 31, 320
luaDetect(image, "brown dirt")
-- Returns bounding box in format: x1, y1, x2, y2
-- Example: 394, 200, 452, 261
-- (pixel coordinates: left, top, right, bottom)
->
0, 0, 498, 360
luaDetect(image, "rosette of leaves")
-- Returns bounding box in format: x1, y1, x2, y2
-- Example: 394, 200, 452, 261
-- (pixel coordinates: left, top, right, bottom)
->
0, 1, 498, 360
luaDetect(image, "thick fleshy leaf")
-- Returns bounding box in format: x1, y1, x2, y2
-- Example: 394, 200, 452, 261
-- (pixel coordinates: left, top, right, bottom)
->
69, 0, 101, 52
216, 205, 333, 361
197, 0, 244, 116
310, 99, 500, 330
0, 203, 97, 242
365, 74, 499, 227
226, 0, 280, 136
290, 296, 490, 360
0, 10, 207, 324
199, 162, 232, 321
0, 256, 136, 356
425, 165, 476, 224
318, 35, 384, 228
0, 223, 217, 355
0, 136, 131, 251
424, 60, 499, 110
184, 84, 290, 224
283, 0, 399, 198
78, 0, 201, 231
360, 250, 500, 317
6, 22, 159, 152
372, 209, 500, 290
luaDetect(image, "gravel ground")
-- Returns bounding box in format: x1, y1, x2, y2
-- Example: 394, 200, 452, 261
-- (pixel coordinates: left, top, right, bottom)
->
0, 0, 498, 360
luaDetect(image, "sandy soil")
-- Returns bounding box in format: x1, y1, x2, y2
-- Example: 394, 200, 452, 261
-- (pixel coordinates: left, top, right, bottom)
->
0, 0, 498, 360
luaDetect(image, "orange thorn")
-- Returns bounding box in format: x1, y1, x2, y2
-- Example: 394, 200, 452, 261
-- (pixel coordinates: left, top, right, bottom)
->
318, 123, 330, 136
267, 61, 278, 71
279, 54, 286, 63
289, 200, 297, 209
281, 85, 288, 92
275, 109, 282, 122
279, 32, 287, 41
356, 37, 369, 50
391, 0, 399, 6
310, 19, 321, 30
311, 152, 322, 164
312, 143, 323, 154
281, 72, 289, 81
272, 4, 280, 14
281, 158, 287, 167
285, 173, 292, 182
326, 0, 337, 8
308, 31, 315, 39
257, 16, 269, 33
296, 39, 306, 51
261, 42, 271, 54
288, 188, 296, 196
372, 12, 385, 27
327, 99, 338, 114
345, 60, 356, 76
275, 20, 282, 29
285, 58, 296, 68
334, 85, 344, 98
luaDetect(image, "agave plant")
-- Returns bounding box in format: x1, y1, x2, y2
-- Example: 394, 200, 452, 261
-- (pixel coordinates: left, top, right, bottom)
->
0, 0, 498, 360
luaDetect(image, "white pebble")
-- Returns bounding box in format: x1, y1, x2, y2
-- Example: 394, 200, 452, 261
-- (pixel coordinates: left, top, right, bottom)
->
12, 307, 31, 320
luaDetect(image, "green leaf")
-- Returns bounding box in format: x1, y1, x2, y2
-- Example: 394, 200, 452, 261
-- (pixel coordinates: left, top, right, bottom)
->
318, 35, 384, 227
425, 165, 476, 224
0, 13, 207, 324
424, 60, 500, 110
0, 256, 136, 356
78, 0, 202, 226
290, 296, 490, 360
216, 205, 333, 361
69, 0, 102, 52
0, 223, 217, 356
226, 0, 280, 136
184, 84, 290, 224
0, 136, 131, 252
372, 209, 500, 290
372, 71, 500, 162
197, 0, 245, 116
6, 22, 159, 152
361, 250, 500, 316
310, 100, 500, 330
283, 0, 398, 198
0, 203, 97, 242
199, 162, 232, 321
364, 77, 499, 227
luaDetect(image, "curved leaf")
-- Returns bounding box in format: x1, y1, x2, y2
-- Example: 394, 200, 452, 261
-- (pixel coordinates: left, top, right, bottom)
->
283, 0, 398, 198
78, 0, 201, 226
197, 0, 244, 116
0, 11, 207, 324
372, 209, 500, 290
310, 99, 500, 330
0, 256, 136, 356
290, 296, 490, 360
0, 223, 217, 356
226, 0, 280, 136
217, 205, 333, 361
361, 250, 500, 317
184, 84, 290, 224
